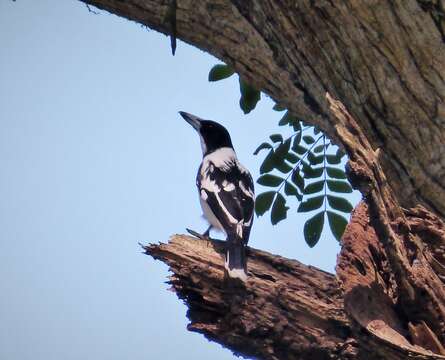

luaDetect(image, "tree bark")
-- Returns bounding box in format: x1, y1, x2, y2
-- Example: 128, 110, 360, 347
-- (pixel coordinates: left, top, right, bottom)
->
80, 0, 445, 358
144, 234, 354, 360
144, 218, 445, 359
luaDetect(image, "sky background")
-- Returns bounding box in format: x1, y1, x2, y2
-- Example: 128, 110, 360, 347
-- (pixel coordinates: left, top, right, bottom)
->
0, 1, 361, 359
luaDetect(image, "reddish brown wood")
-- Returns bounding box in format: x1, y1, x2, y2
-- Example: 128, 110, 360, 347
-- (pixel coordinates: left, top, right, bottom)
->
145, 235, 354, 360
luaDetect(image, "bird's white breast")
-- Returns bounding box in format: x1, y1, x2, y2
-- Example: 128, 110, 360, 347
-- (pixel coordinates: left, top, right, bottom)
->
199, 195, 224, 231
203, 147, 237, 172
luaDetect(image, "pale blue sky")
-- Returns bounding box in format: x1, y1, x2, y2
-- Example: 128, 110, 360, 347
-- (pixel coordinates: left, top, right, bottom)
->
0, 1, 360, 359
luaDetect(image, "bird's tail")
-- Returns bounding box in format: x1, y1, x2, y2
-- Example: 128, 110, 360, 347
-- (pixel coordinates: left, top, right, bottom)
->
225, 234, 247, 282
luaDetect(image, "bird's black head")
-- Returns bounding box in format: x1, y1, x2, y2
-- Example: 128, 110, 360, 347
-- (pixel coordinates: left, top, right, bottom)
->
179, 111, 233, 155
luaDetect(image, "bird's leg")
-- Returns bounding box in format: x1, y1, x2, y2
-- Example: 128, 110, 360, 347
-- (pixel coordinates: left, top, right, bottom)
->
186, 225, 212, 240
203, 225, 212, 238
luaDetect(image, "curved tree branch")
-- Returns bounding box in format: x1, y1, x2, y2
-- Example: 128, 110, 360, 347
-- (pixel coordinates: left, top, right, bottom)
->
144, 234, 354, 360
80, 0, 445, 217
77, 1, 445, 358
144, 226, 445, 359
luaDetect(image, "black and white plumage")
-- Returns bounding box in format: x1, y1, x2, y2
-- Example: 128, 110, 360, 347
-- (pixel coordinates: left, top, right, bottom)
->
180, 111, 254, 281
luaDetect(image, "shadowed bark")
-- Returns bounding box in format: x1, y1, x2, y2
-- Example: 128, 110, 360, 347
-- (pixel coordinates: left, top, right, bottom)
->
78, 0, 445, 358
144, 215, 445, 359
144, 234, 353, 360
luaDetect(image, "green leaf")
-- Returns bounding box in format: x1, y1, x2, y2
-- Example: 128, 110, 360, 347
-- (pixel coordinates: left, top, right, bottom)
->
303, 135, 315, 144
327, 195, 353, 213
298, 195, 324, 212
275, 138, 292, 152
164, 0, 177, 55
260, 150, 275, 174
293, 143, 307, 155
278, 111, 293, 126
285, 152, 299, 163
271, 193, 289, 225
291, 120, 302, 132
327, 211, 348, 242
307, 151, 316, 164
255, 191, 276, 216
275, 161, 293, 174
313, 144, 325, 153
239, 79, 261, 114
327, 180, 352, 193
304, 180, 325, 195
304, 211, 325, 247
314, 127, 321, 135
286, 115, 299, 129
284, 181, 299, 196
303, 163, 324, 178
208, 64, 235, 81
253, 142, 272, 155
292, 130, 302, 146
336, 148, 345, 158
278, 115, 289, 126
291, 169, 305, 192
275, 138, 291, 159
308, 152, 324, 165
273, 103, 286, 112
326, 167, 347, 179
257, 174, 284, 187
270, 134, 283, 143
326, 154, 342, 164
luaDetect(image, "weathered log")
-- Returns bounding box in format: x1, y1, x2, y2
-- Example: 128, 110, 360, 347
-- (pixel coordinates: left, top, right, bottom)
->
337, 202, 445, 359
144, 234, 354, 360
144, 216, 445, 359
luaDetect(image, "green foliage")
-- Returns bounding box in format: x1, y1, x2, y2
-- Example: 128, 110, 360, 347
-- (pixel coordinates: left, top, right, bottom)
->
270, 134, 283, 143
303, 181, 324, 195
327, 195, 353, 213
207, 62, 354, 247
208, 64, 235, 81
239, 79, 261, 114
257, 174, 284, 187
253, 121, 353, 246
298, 195, 324, 212
327, 180, 352, 193
251, 105, 352, 247
253, 142, 272, 155
327, 211, 348, 242
271, 193, 289, 225
273, 103, 286, 111
207, 64, 260, 114
163, 0, 177, 55
254, 191, 275, 216
304, 212, 324, 247
326, 167, 347, 179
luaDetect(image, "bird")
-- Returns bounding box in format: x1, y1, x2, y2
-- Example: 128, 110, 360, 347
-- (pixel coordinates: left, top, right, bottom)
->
179, 111, 255, 282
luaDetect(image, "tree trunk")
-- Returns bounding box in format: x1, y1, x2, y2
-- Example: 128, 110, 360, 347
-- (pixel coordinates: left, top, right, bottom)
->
81, 0, 445, 358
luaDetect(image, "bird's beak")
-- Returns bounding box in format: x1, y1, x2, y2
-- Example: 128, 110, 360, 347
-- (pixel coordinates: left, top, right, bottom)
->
179, 111, 201, 131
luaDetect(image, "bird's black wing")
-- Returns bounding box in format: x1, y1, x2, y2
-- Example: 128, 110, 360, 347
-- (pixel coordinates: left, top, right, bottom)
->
198, 159, 254, 243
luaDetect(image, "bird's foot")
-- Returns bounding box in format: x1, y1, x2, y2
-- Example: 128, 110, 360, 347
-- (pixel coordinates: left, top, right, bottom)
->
186, 228, 211, 240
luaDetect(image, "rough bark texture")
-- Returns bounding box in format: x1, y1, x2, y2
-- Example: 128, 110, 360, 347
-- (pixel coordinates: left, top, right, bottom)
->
79, 0, 445, 358
145, 235, 354, 360
145, 226, 445, 360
